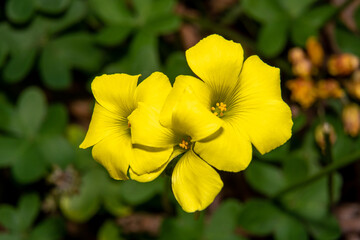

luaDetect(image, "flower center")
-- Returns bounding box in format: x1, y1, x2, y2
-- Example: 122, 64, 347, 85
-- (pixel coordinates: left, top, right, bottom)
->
179, 138, 192, 150
211, 102, 227, 117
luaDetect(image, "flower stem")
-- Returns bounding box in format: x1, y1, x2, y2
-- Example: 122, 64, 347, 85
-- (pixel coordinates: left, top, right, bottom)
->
272, 150, 360, 199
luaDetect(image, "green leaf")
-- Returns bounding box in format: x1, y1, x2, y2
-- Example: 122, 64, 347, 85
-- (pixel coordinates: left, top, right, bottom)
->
242, 0, 286, 23
39, 104, 68, 136
335, 27, 360, 57
291, 5, 336, 46
17, 87, 47, 138
6, 0, 35, 24
255, 139, 291, 162
41, 0, 87, 35
38, 136, 74, 167
0, 38, 9, 68
238, 199, 282, 236
28, 218, 64, 240
204, 199, 246, 240
40, 33, 103, 89
120, 177, 163, 205
281, 175, 342, 220
98, 221, 123, 240
164, 52, 192, 84
17, 193, 40, 231
245, 161, 286, 197
292, 112, 307, 133
144, 13, 180, 34
95, 25, 132, 46
0, 233, 21, 240
307, 215, 340, 240
0, 206, 16, 231
89, 0, 133, 25
283, 153, 309, 185
274, 214, 308, 240
34, 0, 71, 14
3, 48, 37, 83
12, 143, 48, 183
159, 209, 204, 240
257, 19, 288, 57
0, 137, 25, 167
276, 0, 316, 18
39, 45, 71, 89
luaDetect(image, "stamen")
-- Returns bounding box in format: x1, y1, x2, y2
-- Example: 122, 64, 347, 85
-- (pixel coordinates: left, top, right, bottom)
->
179, 138, 191, 150
211, 102, 227, 117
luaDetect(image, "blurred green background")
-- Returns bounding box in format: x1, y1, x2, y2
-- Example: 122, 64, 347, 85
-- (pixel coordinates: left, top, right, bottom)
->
1, 0, 360, 239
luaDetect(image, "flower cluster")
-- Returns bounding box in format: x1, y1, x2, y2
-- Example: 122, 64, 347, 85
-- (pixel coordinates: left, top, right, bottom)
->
286, 36, 360, 138
80, 35, 293, 212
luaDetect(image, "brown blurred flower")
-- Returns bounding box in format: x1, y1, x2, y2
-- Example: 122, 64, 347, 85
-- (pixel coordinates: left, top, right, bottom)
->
342, 104, 360, 137
292, 58, 313, 77
328, 53, 359, 76
287, 78, 317, 108
306, 37, 324, 67
317, 79, 344, 99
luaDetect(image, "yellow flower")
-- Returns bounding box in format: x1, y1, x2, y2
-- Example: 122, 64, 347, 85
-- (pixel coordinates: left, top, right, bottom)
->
130, 34, 293, 212
79, 72, 173, 181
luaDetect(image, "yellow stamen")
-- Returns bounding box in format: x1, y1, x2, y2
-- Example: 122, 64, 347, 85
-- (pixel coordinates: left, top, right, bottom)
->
179, 138, 191, 150
211, 102, 227, 117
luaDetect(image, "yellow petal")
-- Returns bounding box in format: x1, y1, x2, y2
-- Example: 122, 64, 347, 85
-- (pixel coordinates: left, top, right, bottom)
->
129, 164, 167, 183
160, 75, 211, 128
230, 55, 293, 154
128, 102, 178, 148
91, 133, 132, 180
172, 150, 223, 212
129, 147, 185, 183
80, 103, 128, 149
135, 72, 172, 110
185, 34, 244, 98
172, 86, 223, 141
130, 146, 173, 176
91, 73, 139, 117
194, 121, 252, 172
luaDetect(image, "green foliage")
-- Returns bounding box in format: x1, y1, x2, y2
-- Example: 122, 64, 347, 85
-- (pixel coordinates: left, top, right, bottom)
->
0, 0, 358, 239
242, 0, 336, 56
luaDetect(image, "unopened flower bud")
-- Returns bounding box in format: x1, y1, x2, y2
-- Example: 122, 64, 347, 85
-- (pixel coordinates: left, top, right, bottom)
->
289, 47, 306, 64
306, 37, 324, 67
317, 79, 344, 99
286, 78, 317, 108
328, 53, 359, 76
315, 122, 336, 152
342, 104, 360, 137
345, 70, 360, 100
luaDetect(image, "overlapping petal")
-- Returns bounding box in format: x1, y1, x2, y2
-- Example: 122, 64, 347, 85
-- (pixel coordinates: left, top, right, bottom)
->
91, 73, 139, 117
80, 103, 128, 149
91, 134, 132, 180
171, 87, 223, 142
130, 146, 173, 176
185, 34, 244, 99
194, 121, 252, 172
229, 56, 293, 154
160, 75, 212, 128
128, 102, 178, 148
172, 150, 223, 212
135, 72, 172, 110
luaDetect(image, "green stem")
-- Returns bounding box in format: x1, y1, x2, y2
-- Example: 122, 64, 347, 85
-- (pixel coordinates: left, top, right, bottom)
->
272, 150, 360, 199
